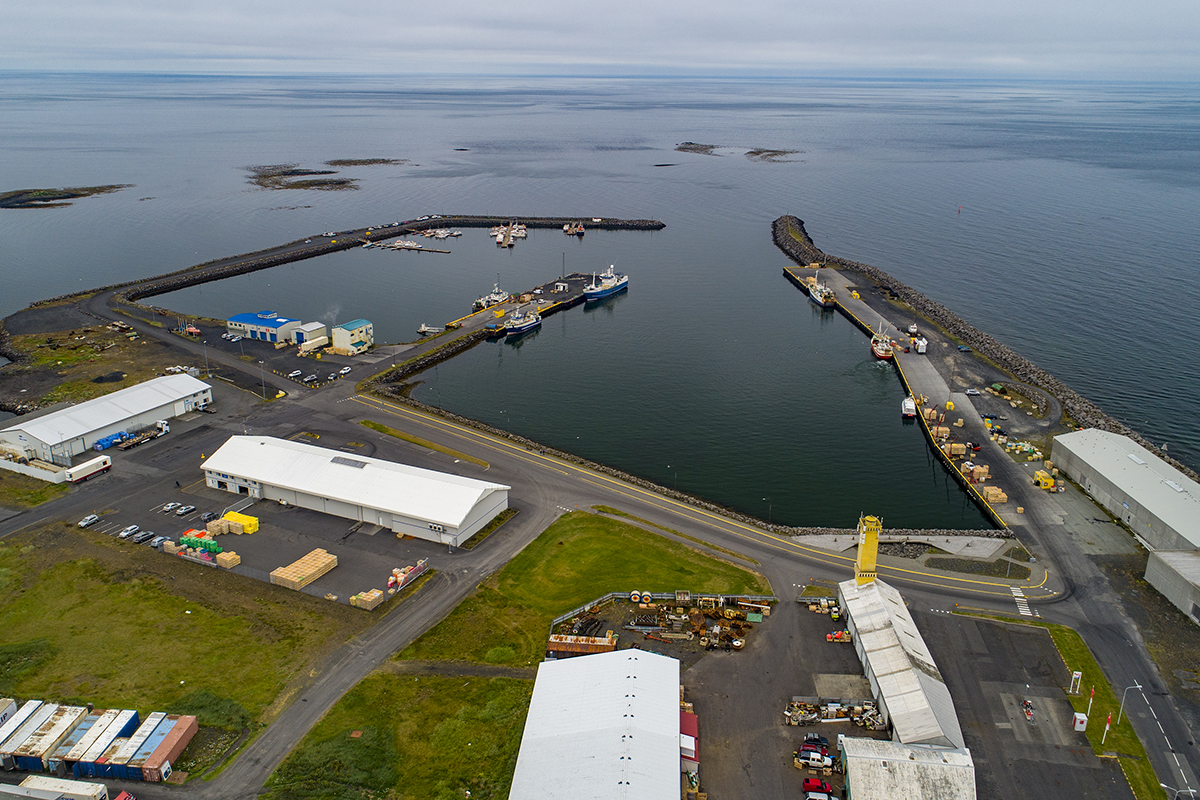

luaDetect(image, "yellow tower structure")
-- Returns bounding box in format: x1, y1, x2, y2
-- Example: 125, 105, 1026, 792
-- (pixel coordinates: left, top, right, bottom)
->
855, 514, 881, 584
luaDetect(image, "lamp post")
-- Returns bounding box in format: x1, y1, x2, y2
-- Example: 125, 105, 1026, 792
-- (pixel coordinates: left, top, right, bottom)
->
763, 497, 773, 525
667, 464, 677, 491
258, 361, 266, 400
202, 341, 210, 376
1117, 681, 1143, 726
1161, 784, 1198, 800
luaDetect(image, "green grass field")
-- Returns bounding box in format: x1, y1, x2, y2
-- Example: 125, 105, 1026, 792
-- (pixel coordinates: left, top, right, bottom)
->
263, 672, 531, 800
401, 510, 770, 665
0, 472, 70, 509
0, 526, 374, 730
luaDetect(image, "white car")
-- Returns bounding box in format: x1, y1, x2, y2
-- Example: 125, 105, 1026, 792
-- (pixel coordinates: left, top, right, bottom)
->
78, 514, 99, 528
161, 502, 180, 512
304, 374, 318, 383
175, 504, 196, 516
965, 389, 981, 396
339, 366, 352, 375
327, 373, 337, 381
288, 370, 303, 379
118, 525, 140, 539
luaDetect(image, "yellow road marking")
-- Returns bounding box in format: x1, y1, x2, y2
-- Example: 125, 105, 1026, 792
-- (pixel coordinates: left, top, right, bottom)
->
354, 393, 1055, 597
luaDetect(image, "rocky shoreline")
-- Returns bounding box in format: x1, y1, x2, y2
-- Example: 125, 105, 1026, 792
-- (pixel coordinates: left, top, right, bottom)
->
772, 215, 1197, 483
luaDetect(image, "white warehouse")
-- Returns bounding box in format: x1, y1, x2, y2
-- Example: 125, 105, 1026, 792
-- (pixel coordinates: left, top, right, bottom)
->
201, 435, 509, 545
0, 374, 212, 466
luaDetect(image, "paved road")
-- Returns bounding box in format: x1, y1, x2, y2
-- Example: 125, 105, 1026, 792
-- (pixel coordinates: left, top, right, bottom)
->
4, 247, 1195, 798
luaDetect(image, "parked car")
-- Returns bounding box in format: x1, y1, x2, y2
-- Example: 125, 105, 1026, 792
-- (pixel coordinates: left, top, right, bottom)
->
230, 336, 242, 343
339, 366, 352, 375
804, 792, 831, 800
303, 374, 318, 383
161, 502, 180, 512
957, 345, 971, 352
78, 514, 99, 528
175, 504, 196, 516
200, 512, 219, 523
131, 530, 156, 544
327, 373, 337, 381
803, 779, 833, 794
965, 388, 981, 396
803, 734, 829, 748
799, 751, 832, 768
118, 525, 140, 539
148, 536, 169, 548
288, 370, 303, 379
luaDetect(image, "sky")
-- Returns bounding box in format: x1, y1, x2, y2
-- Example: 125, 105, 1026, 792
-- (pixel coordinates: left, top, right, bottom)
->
5, 0, 1200, 79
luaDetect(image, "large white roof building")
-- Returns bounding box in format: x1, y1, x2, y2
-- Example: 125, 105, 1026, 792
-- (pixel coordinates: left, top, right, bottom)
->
839, 578, 965, 749
1053, 428, 1200, 551
841, 737, 975, 800
201, 435, 509, 545
509, 650, 681, 800
0, 374, 211, 465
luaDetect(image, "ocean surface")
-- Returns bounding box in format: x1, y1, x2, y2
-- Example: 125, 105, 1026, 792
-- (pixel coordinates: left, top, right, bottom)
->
2, 73, 1198, 527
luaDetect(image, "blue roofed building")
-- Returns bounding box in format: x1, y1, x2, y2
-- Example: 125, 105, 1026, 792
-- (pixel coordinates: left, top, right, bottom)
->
226, 311, 301, 343
331, 319, 373, 355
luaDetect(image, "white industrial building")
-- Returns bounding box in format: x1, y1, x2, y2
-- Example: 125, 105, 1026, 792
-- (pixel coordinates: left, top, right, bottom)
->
291, 321, 327, 346
201, 435, 509, 545
0, 375, 211, 467
838, 578, 965, 749
330, 319, 373, 355
226, 311, 302, 343
1052, 429, 1200, 552
509, 650, 682, 800
841, 737, 975, 800
1145, 551, 1200, 625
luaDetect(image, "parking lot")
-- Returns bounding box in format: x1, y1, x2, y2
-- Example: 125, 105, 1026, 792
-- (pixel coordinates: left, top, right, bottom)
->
187, 321, 362, 390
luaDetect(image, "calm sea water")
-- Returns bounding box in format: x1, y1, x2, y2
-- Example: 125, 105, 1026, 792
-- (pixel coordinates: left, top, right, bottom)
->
3, 74, 1198, 526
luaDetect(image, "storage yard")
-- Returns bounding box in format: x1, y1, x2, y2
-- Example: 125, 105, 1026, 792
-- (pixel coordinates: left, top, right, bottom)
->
0, 699, 197, 784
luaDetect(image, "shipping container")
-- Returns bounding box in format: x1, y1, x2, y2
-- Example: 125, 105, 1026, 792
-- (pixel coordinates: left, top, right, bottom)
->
124, 715, 179, 781
18, 774, 108, 799
0, 703, 43, 758
74, 710, 138, 779
15, 705, 87, 771
46, 713, 102, 775
141, 714, 197, 782
0, 699, 17, 728
0, 705, 58, 769
106, 711, 165, 781
91, 737, 128, 778
63, 710, 116, 765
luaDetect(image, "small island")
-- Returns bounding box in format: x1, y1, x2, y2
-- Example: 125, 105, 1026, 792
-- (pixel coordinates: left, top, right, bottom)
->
0, 184, 132, 209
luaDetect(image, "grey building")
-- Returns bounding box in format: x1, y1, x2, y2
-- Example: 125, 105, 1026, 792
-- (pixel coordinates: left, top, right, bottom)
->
1145, 551, 1200, 625
1052, 429, 1200, 552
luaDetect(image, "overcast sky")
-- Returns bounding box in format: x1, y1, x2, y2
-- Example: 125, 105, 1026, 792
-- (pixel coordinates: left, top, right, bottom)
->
5, 0, 1199, 79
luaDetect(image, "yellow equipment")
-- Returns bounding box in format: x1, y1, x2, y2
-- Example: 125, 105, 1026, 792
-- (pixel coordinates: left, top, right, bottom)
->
855, 514, 881, 585
1033, 470, 1055, 489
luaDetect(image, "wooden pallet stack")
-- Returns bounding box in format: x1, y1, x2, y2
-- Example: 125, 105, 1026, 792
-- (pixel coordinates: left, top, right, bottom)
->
216, 551, 241, 569
206, 518, 230, 536
982, 485, 1008, 504
270, 549, 337, 590
350, 589, 385, 610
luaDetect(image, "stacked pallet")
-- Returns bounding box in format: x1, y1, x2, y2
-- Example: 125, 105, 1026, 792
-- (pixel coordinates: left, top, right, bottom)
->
932, 426, 950, 439
923, 407, 937, 421
981, 486, 1008, 504
971, 465, 990, 481
206, 519, 230, 536
350, 589, 385, 610
949, 443, 967, 456
163, 541, 182, 555
270, 549, 337, 590
223, 512, 258, 533
215, 551, 241, 569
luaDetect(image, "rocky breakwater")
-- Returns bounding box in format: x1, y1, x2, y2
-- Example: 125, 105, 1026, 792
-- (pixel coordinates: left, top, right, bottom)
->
772, 215, 1197, 482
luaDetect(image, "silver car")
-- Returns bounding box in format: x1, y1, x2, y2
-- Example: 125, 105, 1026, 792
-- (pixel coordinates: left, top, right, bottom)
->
118, 525, 140, 539
78, 514, 99, 528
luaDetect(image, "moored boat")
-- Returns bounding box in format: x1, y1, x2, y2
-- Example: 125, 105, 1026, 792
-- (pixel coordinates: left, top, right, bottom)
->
871, 329, 894, 360
901, 396, 917, 418
808, 281, 835, 308
583, 264, 629, 301
417, 323, 442, 336
504, 306, 542, 335
473, 283, 510, 311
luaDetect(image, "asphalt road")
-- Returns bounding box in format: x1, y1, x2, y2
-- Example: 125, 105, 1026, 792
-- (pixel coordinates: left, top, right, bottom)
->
1, 246, 1196, 799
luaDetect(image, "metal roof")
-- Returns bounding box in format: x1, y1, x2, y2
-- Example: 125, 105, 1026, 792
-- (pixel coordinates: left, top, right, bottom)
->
842, 737, 975, 800
840, 579, 965, 749
1054, 429, 1200, 548
227, 312, 299, 328
1, 375, 211, 447
1150, 550, 1200, 588
509, 650, 680, 800
334, 319, 371, 330
202, 435, 509, 529
296, 321, 326, 332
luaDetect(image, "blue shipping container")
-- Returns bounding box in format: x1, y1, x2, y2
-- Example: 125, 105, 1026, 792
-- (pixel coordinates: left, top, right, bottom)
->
47, 713, 101, 773
74, 710, 138, 778
124, 717, 178, 782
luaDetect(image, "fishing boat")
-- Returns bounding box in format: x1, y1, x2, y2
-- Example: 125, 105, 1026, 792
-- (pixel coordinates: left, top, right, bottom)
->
504, 306, 542, 335
901, 396, 917, 418
870, 326, 894, 360
473, 283, 510, 311
417, 323, 442, 336
583, 265, 629, 301
808, 281, 836, 308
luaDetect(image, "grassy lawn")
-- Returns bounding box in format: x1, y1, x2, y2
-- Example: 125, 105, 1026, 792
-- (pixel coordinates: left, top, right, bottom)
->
460, 508, 517, 551
401, 510, 771, 666
800, 584, 836, 598
0, 524, 376, 731
591, 505, 759, 564
0, 471, 70, 509
263, 672, 531, 800
360, 419, 488, 468
962, 613, 1159, 800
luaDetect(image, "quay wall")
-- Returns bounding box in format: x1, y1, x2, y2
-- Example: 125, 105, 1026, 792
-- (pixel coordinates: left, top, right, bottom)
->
772, 215, 1198, 483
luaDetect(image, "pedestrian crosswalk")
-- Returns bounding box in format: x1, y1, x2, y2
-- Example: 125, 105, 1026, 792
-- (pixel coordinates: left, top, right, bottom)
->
1011, 587, 1040, 617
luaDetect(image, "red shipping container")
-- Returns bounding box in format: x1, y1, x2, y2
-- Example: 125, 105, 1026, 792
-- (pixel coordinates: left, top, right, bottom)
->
140, 715, 197, 782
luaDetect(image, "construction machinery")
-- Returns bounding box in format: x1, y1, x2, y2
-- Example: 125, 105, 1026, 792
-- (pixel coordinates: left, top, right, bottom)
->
1033, 469, 1066, 492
